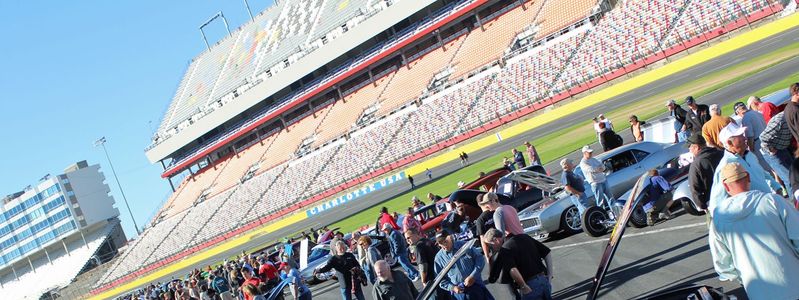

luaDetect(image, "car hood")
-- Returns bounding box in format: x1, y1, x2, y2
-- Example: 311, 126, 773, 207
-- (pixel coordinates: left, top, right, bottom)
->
503, 170, 561, 193
587, 173, 649, 300
505, 170, 565, 215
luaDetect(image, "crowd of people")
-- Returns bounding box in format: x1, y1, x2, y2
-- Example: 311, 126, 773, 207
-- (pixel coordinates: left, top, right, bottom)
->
122, 87, 799, 300
667, 88, 799, 299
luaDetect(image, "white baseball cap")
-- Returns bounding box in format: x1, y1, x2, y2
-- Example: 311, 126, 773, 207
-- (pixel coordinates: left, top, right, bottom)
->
581, 145, 593, 153
665, 99, 676, 106
717, 122, 747, 147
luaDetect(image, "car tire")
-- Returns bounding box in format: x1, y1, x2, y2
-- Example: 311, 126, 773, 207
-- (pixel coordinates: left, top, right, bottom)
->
629, 206, 648, 228
582, 206, 609, 237
679, 198, 705, 216
560, 206, 582, 234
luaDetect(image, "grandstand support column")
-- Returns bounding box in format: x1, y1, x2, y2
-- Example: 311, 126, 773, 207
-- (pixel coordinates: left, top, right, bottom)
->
475, 14, 483, 30
62, 239, 69, 256
166, 176, 176, 192
80, 230, 89, 248
44, 247, 52, 264
434, 29, 443, 50
336, 86, 344, 102
27, 257, 34, 273
11, 266, 18, 280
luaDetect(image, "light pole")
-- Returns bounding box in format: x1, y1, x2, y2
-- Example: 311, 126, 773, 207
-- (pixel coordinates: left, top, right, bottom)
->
95, 137, 141, 235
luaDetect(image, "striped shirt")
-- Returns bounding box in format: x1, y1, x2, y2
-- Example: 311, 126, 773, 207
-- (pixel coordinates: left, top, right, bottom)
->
760, 112, 792, 151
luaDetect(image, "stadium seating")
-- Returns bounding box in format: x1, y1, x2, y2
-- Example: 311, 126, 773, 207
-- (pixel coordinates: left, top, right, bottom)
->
375, 34, 466, 116
258, 105, 332, 171
313, 72, 396, 148
664, 0, 773, 47
449, 0, 546, 79
152, 0, 396, 145
534, 0, 597, 37
212, 133, 278, 193
310, 113, 410, 195
554, 0, 688, 90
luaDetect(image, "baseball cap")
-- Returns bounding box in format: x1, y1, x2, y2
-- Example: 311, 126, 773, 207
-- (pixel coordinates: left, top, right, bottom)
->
718, 123, 747, 147
665, 99, 676, 106
381, 223, 393, 230
597, 113, 605, 119
581, 145, 593, 153
733, 102, 747, 112
685, 134, 706, 147
478, 192, 496, 205
685, 96, 695, 105
278, 262, 290, 269
721, 162, 749, 183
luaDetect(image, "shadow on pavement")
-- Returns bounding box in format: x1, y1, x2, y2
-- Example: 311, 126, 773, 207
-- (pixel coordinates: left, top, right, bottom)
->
552, 234, 708, 299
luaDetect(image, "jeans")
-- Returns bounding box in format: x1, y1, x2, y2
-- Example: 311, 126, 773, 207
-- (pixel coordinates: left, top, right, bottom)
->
677, 130, 689, 143
396, 252, 419, 280
590, 181, 614, 208
362, 263, 376, 285
760, 147, 792, 192
452, 283, 495, 300
521, 275, 552, 300
568, 193, 590, 216
339, 285, 365, 300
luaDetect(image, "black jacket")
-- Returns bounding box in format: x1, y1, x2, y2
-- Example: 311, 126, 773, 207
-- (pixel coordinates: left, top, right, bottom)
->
684, 104, 711, 133
689, 147, 724, 209
599, 130, 623, 151
319, 253, 361, 290
372, 270, 418, 300
672, 105, 688, 125
784, 101, 799, 142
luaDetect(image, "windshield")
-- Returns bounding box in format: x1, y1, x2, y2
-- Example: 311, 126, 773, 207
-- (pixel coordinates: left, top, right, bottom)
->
308, 247, 328, 262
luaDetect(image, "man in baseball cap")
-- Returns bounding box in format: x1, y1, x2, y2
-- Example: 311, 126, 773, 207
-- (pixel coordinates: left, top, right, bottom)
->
708, 162, 799, 299
666, 99, 688, 142
279, 262, 312, 300
708, 122, 778, 214
580, 144, 615, 208
684, 96, 710, 135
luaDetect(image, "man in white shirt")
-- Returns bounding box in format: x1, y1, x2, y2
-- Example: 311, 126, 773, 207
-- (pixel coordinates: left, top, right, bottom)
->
579, 145, 614, 208
709, 162, 799, 299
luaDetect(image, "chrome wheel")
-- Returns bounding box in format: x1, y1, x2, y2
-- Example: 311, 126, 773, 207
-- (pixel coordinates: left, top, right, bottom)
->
561, 206, 581, 233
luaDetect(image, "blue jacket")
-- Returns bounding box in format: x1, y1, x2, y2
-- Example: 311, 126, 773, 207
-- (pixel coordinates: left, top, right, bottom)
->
388, 229, 408, 255
433, 241, 485, 292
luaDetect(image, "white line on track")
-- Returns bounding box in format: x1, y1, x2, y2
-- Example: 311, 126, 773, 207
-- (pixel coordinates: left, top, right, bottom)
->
550, 222, 706, 250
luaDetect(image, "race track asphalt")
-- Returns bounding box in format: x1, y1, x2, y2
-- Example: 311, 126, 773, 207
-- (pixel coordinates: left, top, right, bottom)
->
123, 24, 799, 298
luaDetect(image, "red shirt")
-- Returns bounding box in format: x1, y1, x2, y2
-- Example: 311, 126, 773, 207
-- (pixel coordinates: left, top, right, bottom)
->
241, 277, 262, 300
379, 212, 400, 230
760, 102, 780, 123
259, 263, 278, 281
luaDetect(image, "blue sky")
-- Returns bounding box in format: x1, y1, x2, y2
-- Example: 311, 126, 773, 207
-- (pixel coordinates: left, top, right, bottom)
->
0, 0, 273, 238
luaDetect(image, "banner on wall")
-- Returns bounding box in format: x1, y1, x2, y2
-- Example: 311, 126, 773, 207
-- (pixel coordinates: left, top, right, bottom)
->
305, 171, 406, 217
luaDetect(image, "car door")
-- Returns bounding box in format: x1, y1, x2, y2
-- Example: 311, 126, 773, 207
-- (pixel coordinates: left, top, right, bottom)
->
603, 150, 645, 196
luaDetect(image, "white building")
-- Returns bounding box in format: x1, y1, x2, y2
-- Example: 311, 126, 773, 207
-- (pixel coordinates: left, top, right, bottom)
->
0, 160, 126, 299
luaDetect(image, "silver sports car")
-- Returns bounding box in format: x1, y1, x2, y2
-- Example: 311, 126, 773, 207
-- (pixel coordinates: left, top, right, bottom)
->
517, 141, 687, 240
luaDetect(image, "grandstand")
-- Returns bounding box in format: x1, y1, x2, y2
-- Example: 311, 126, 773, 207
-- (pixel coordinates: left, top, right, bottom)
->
88, 0, 787, 296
